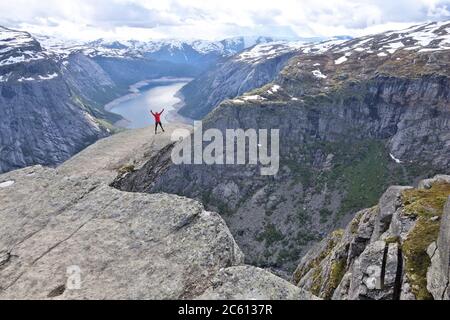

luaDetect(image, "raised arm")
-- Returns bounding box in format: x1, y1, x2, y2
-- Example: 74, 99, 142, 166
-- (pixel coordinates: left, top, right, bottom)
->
160, 109, 165, 115
150, 110, 155, 116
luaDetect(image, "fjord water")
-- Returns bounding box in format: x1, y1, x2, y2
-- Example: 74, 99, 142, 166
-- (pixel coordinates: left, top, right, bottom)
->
109, 79, 191, 129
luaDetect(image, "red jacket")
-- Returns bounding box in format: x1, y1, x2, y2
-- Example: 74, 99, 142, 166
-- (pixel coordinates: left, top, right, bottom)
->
151, 110, 164, 123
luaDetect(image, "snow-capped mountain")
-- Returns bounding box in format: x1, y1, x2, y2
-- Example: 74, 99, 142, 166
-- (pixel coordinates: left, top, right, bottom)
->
0, 26, 64, 84
0, 27, 118, 173
330, 21, 450, 55
32, 34, 276, 62
82, 36, 275, 58
179, 21, 450, 120
0, 27, 48, 68
236, 41, 305, 64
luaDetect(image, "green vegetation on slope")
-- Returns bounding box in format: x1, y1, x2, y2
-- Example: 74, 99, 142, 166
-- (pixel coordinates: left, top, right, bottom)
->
401, 182, 450, 300
257, 223, 284, 245
285, 138, 432, 222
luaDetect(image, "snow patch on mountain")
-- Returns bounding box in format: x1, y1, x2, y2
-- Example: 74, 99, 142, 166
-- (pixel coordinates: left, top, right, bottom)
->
271, 85, 281, 92
302, 39, 347, 54
0, 27, 35, 48
0, 54, 46, 66
385, 42, 405, 53
39, 72, 58, 80
312, 69, 327, 79
0, 72, 10, 82
242, 95, 267, 101
237, 41, 304, 64
334, 56, 348, 64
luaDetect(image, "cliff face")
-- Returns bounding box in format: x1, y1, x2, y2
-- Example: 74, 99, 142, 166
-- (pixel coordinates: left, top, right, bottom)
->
61, 53, 123, 116
0, 59, 112, 173
0, 27, 123, 174
294, 175, 450, 300
114, 22, 450, 273
178, 42, 302, 119
0, 125, 314, 300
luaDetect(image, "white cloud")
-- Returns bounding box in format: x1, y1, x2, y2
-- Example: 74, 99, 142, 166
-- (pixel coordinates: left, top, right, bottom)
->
0, 0, 449, 40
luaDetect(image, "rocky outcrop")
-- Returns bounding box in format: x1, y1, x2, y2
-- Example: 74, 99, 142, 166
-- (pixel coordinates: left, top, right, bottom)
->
0, 166, 244, 299
419, 175, 450, 190
294, 175, 450, 300
0, 125, 314, 300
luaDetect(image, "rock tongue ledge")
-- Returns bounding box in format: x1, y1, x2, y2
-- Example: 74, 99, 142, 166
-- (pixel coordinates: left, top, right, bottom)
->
0, 126, 314, 300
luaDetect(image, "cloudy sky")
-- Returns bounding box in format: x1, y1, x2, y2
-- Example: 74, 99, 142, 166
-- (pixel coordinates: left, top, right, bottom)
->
0, 0, 449, 40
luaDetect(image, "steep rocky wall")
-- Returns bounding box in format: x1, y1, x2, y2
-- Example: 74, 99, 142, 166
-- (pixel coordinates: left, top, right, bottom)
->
62, 53, 124, 122
178, 51, 297, 120
94, 56, 199, 88
427, 191, 450, 300
0, 58, 110, 174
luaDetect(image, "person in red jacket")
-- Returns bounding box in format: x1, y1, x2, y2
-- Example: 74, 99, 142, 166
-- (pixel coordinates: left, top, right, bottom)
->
151, 109, 165, 134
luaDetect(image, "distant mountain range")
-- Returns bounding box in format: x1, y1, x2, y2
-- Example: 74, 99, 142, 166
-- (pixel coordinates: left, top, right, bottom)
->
35, 34, 318, 63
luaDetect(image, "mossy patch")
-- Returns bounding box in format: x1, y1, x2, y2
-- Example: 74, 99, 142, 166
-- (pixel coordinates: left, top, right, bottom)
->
384, 235, 401, 245
323, 258, 347, 299
310, 267, 324, 296
350, 211, 364, 234
118, 164, 135, 175
401, 182, 450, 300
293, 229, 344, 283
402, 182, 450, 218
302, 244, 346, 299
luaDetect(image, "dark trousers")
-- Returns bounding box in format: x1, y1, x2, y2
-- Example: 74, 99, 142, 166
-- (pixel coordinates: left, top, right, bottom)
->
155, 121, 165, 133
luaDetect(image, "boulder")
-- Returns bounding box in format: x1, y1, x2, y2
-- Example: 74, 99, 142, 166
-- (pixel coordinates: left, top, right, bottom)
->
418, 175, 450, 190
371, 186, 412, 241
198, 266, 317, 300
0, 165, 244, 299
